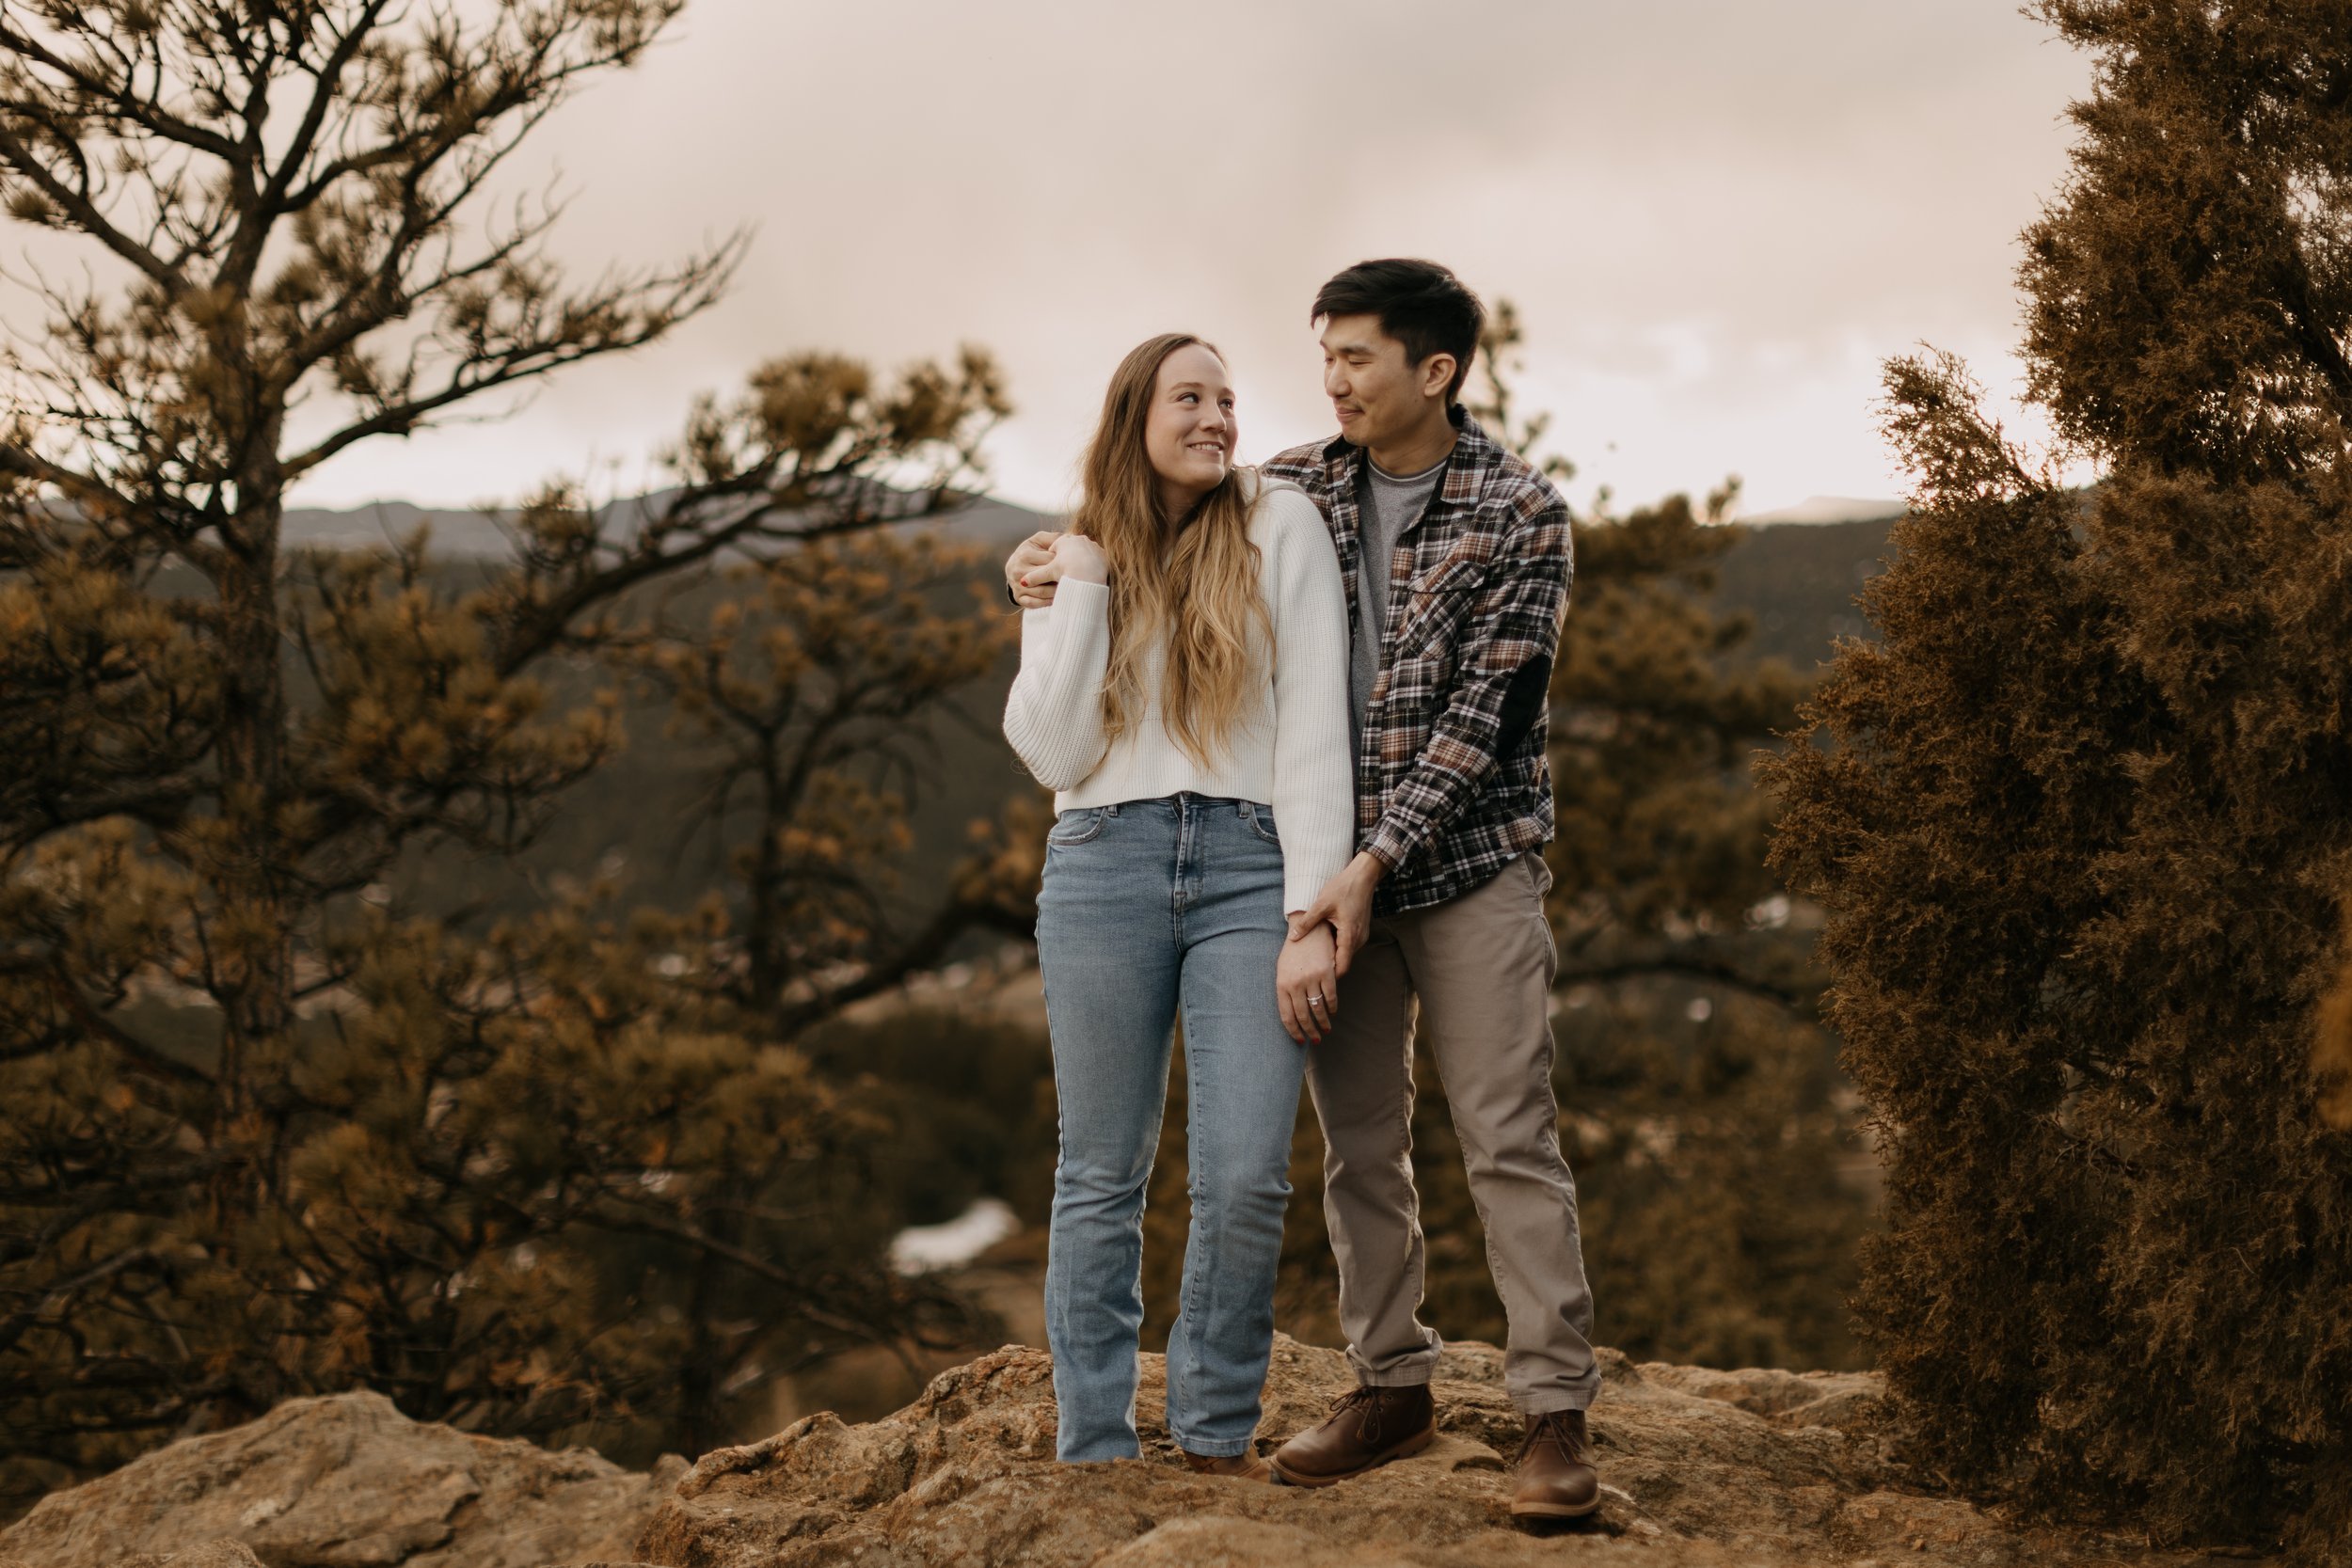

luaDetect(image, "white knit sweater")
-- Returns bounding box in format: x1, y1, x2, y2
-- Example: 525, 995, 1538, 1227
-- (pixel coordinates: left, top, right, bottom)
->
1002, 474, 1355, 912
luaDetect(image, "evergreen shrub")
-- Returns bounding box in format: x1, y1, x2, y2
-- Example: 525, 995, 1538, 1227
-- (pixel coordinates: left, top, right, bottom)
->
1766, 4, 2352, 1546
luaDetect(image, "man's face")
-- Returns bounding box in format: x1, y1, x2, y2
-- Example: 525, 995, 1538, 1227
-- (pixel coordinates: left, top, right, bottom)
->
1320, 314, 1448, 452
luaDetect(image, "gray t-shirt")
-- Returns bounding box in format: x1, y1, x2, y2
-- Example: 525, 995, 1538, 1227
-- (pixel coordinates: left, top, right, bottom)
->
1350, 455, 1447, 752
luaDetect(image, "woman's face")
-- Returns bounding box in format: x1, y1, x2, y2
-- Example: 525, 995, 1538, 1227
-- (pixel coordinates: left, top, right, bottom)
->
1143, 343, 1236, 514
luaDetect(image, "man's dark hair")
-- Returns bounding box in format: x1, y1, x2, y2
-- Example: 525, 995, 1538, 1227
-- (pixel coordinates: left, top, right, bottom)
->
1312, 259, 1486, 406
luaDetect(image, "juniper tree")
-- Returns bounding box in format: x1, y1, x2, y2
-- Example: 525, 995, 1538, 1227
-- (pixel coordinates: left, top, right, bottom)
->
1766, 1, 2352, 1550
0, 0, 1013, 1503
2317, 936, 2352, 1128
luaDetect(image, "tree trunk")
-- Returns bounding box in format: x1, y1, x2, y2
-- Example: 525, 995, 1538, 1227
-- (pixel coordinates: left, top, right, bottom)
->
745, 734, 787, 1009
211, 473, 290, 1180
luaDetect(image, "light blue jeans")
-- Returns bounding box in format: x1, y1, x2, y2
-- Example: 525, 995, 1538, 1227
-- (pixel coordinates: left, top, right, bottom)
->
1035, 794, 1306, 1462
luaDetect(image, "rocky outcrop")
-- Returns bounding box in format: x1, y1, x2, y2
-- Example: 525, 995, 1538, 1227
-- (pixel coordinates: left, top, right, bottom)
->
0, 1389, 680, 1568
2, 1337, 2212, 1568
642, 1337, 2192, 1568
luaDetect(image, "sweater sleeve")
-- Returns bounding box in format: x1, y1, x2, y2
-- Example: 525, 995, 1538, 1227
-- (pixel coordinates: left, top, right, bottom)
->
1002, 578, 1112, 792
1261, 488, 1357, 912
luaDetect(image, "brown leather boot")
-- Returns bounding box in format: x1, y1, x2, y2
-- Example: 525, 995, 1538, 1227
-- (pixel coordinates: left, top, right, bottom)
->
1181, 1449, 1275, 1483
1511, 1409, 1599, 1520
1266, 1384, 1437, 1487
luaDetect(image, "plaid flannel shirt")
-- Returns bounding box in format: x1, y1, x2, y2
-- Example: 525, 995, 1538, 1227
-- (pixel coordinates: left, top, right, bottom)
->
1259, 407, 1572, 916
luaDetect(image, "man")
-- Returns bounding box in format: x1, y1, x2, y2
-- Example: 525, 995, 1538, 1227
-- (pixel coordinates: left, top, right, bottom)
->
1006, 259, 1597, 1520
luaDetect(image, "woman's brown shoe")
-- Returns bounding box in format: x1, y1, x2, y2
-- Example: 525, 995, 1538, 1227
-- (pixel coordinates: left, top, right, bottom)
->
1181, 1449, 1275, 1483
1266, 1385, 1438, 1487
1511, 1409, 1599, 1520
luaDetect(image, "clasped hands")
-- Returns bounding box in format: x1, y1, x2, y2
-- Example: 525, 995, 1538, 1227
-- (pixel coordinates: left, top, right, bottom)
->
1007, 530, 1094, 608
1278, 852, 1384, 1046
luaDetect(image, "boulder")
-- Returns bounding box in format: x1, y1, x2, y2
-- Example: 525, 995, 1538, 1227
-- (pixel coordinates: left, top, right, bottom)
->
0, 1390, 681, 1568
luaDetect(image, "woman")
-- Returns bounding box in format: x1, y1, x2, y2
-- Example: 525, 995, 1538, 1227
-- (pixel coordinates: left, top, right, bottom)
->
1004, 333, 1352, 1475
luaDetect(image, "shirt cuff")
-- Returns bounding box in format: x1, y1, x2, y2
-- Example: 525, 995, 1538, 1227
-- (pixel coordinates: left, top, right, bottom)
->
1360, 819, 1415, 875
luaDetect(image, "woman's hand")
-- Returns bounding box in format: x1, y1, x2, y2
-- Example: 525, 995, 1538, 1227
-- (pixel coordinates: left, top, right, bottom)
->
1005, 531, 1058, 609
1277, 919, 1341, 1045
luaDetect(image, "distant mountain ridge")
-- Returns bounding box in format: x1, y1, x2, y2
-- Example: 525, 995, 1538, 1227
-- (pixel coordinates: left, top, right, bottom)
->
278, 493, 1054, 558
1737, 495, 1904, 527
285, 490, 1896, 672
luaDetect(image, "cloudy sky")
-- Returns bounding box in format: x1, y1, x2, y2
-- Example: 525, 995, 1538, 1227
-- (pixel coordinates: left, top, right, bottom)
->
279, 0, 2091, 520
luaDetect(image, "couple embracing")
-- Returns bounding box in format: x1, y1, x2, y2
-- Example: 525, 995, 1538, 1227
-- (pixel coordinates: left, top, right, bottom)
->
1001, 259, 1598, 1521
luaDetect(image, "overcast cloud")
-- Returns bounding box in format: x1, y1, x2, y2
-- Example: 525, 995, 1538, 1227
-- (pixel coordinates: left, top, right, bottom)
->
40, 0, 2098, 518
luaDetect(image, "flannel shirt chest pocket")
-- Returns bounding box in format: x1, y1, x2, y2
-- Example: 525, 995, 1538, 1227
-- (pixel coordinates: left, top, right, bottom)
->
1393, 534, 1492, 657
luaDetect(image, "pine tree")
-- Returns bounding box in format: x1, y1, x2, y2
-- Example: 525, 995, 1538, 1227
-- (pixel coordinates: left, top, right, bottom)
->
0, 1, 1013, 1504
617, 526, 1030, 1032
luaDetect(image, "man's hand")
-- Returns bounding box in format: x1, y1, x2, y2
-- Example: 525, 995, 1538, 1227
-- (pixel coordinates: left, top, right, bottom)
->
1047, 533, 1108, 585
1006, 531, 1059, 610
1276, 920, 1340, 1045
1287, 852, 1386, 974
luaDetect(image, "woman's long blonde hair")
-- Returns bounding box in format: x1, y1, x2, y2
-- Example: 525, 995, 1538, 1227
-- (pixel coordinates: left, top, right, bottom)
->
1072, 334, 1268, 768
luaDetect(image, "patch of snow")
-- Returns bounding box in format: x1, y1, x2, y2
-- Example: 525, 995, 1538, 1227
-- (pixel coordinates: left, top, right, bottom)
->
890, 1197, 1019, 1275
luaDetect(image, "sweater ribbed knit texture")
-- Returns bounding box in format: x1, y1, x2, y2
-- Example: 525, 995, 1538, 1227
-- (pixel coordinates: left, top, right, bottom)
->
1002, 475, 1355, 913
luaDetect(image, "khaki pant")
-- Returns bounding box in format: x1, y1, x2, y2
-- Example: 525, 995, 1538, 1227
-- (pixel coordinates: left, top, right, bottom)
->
1307, 852, 1598, 1414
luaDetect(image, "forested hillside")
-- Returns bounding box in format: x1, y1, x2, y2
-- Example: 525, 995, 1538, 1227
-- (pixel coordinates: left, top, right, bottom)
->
373, 500, 1897, 928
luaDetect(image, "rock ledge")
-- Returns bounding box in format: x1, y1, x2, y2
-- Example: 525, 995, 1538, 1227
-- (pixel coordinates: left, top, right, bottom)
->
3, 1336, 2214, 1567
